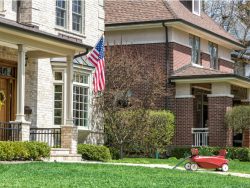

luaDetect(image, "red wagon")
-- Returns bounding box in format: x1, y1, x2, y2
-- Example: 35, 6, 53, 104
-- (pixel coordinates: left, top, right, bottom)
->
184, 148, 229, 172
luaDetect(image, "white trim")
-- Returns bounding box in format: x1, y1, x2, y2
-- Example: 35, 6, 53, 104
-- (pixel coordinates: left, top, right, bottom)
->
106, 23, 163, 31
191, 63, 203, 68
175, 95, 195, 99
207, 94, 234, 98
192, 0, 201, 16
241, 100, 250, 103
219, 57, 235, 64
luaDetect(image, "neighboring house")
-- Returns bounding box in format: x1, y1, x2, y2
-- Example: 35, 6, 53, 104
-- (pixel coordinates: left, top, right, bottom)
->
0, 0, 104, 153
105, 0, 250, 147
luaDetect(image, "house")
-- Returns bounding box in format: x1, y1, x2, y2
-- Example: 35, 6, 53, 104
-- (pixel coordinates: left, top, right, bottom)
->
105, 0, 250, 147
0, 0, 104, 156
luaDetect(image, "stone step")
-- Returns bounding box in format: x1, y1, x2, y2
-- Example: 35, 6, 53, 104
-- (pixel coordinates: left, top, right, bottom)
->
50, 148, 71, 155
49, 154, 82, 162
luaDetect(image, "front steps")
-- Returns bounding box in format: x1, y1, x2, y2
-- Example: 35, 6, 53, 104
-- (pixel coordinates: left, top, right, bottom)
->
47, 148, 82, 162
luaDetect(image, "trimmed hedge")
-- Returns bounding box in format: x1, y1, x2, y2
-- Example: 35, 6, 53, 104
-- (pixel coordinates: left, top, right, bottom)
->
170, 146, 250, 161
78, 144, 112, 162
0, 141, 50, 161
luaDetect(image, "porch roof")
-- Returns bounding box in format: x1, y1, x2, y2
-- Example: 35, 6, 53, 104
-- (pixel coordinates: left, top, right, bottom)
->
170, 65, 250, 88
0, 17, 91, 57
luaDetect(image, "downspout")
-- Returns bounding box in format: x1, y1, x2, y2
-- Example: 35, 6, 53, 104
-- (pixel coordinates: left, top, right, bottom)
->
16, 0, 21, 23
163, 23, 170, 109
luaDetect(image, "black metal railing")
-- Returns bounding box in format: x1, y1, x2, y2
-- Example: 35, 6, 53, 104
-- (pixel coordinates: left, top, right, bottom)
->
0, 122, 21, 141
30, 128, 61, 147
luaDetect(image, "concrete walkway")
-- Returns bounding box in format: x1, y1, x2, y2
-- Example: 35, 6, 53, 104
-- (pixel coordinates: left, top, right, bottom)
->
54, 160, 250, 179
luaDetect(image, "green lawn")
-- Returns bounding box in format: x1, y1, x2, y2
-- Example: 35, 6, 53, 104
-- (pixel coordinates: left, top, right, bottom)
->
112, 157, 250, 174
0, 162, 249, 187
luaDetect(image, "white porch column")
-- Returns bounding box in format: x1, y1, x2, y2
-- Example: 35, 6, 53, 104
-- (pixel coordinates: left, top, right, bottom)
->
175, 83, 194, 98
16, 44, 26, 122
207, 83, 234, 98
66, 55, 74, 125
62, 55, 78, 154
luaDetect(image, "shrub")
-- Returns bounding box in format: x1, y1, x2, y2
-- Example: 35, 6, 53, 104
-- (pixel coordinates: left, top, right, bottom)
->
0, 141, 50, 161
225, 105, 250, 131
78, 144, 112, 162
146, 110, 175, 154
169, 147, 191, 159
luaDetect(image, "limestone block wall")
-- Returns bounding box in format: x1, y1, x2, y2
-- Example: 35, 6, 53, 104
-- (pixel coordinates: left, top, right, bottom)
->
36, 58, 54, 127
25, 59, 38, 125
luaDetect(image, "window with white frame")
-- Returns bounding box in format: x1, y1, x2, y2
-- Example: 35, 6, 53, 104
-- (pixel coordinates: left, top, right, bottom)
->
56, 0, 66, 27
54, 71, 64, 125
192, 0, 200, 16
72, 0, 82, 32
208, 42, 218, 69
73, 72, 89, 127
189, 35, 200, 65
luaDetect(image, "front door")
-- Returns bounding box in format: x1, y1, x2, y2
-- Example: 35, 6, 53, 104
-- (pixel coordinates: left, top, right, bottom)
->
0, 64, 17, 122
0, 78, 8, 122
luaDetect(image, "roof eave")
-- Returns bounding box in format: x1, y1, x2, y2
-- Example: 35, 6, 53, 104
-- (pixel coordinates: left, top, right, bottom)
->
105, 18, 244, 50
170, 74, 250, 88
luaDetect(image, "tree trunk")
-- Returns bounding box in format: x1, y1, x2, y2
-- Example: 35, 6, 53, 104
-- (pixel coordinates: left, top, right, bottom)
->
119, 144, 124, 159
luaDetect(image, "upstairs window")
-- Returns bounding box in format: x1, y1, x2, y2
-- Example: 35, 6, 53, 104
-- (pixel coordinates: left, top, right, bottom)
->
189, 35, 200, 65
56, 0, 66, 27
208, 42, 218, 69
72, 0, 82, 32
0, 0, 4, 12
192, 0, 200, 16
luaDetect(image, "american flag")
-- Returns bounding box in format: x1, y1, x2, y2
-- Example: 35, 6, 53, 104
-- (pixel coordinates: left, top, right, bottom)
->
87, 36, 105, 93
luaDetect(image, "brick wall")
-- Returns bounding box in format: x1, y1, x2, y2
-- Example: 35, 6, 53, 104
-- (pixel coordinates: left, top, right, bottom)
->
208, 96, 233, 147
200, 52, 210, 69
111, 43, 168, 109
173, 98, 194, 146
219, 58, 234, 73
170, 42, 191, 72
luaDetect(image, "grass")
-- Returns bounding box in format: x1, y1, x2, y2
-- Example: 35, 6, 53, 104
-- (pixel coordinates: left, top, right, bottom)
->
0, 162, 249, 187
112, 157, 250, 174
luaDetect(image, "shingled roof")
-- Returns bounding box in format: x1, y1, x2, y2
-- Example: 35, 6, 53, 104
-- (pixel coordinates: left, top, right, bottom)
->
105, 0, 242, 47
172, 64, 229, 77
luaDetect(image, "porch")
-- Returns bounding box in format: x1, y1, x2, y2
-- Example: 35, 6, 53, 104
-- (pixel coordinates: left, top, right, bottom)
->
0, 17, 90, 154
171, 74, 250, 147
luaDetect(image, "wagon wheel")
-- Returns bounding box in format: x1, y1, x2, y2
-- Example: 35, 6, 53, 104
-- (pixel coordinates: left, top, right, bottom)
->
221, 164, 229, 172
184, 163, 191, 170
190, 163, 198, 171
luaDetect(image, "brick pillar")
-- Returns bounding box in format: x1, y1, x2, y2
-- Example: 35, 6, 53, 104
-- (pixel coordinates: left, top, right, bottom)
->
61, 126, 78, 154
174, 97, 194, 146
243, 129, 250, 147
207, 96, 233, 147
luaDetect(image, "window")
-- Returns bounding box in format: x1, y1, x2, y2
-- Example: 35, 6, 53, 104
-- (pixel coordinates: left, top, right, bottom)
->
12, 0, 17, 12
56, 0, 66, 27
192, 0, 200, 16
53, 71, 64, 125
72, 0, 82, 32
73, 72, 89, 127
0, 0, 4, 12
208, 42, 218, 69
189, 35, 200, 65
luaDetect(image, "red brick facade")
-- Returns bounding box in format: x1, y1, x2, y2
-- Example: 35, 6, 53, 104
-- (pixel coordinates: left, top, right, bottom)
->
173, 98, 195, 146
243, 129, 250, 147
112, 42, 239, 147
207, 97, 233, 147
219, 58, 234, 73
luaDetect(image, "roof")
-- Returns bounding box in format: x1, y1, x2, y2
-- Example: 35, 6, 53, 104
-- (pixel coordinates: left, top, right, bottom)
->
0, 17, 91, 49
170, 64, 250, 85
105, 0, 242, 47
172, 64, 229, 77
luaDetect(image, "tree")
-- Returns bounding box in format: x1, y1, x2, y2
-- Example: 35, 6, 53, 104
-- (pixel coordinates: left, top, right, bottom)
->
204, 0, 249, 57
225, 105, 250, 131
96, 43, 167, 158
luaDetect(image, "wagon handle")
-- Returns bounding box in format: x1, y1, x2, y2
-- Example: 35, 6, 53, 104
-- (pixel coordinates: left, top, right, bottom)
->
172, 156, 191, 169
